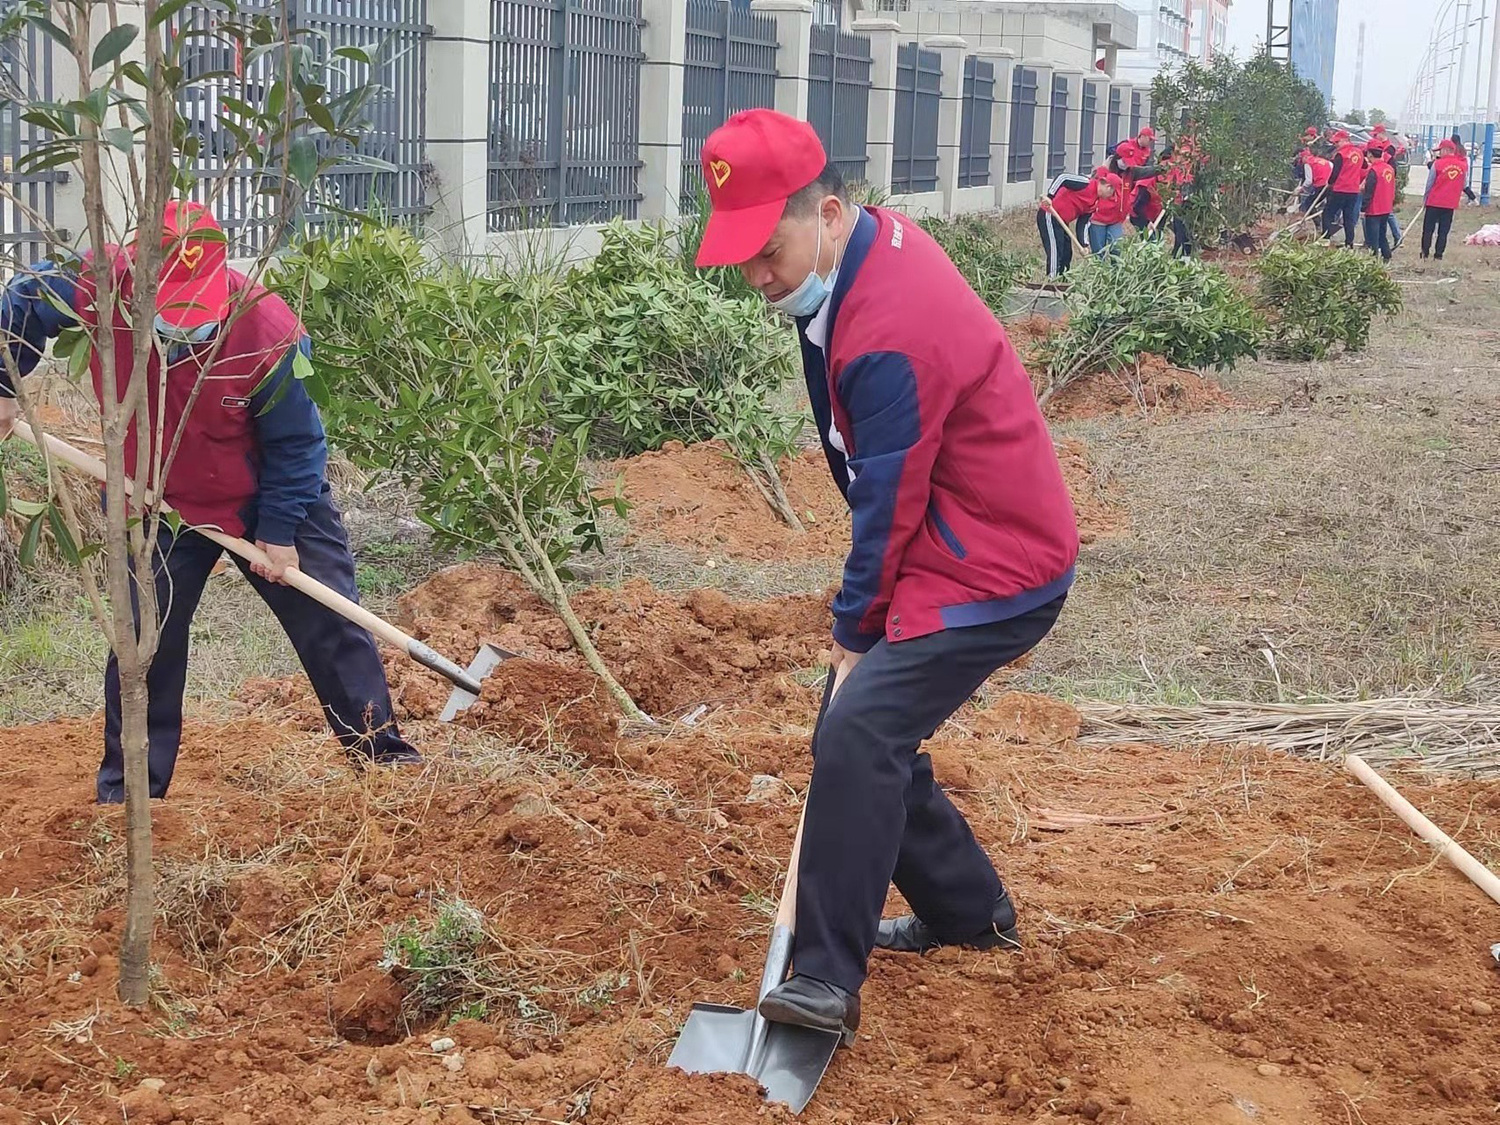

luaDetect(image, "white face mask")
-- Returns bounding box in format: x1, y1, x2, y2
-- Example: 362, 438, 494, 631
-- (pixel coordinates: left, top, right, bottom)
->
770, 204, 845, 319
155, 315, 218, 364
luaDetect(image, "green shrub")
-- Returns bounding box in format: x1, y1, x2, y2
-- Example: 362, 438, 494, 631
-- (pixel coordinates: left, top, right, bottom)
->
268, 225, 646, 719
1038, 239, 1264, 398
1254, 239, 1403, 359
919, 216, 1034, 314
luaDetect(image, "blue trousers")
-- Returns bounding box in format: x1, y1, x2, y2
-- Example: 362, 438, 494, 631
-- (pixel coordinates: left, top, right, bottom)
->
1363, 215, 1393, 261
1088, 221, 1124, 256
1322, 191, 1360, 246
99, 485, 418, 802
792, 597, 1066, 994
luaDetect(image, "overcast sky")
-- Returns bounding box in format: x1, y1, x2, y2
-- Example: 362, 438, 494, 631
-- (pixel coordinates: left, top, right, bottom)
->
1224, 0, 1466, 123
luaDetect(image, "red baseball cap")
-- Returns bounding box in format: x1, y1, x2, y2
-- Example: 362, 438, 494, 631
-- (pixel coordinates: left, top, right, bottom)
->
696, 109, 827, 268
1373, 123, 1387, 134
154, 200, 229, 330
1304, 126, 1318, 137
1332, 129, 1350, 142
1139, 126, 1155, 140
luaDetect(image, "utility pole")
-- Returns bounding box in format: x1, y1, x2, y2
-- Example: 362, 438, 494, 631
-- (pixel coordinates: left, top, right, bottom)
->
1352, 22, 1365, 114
1487, 0, 1500, 200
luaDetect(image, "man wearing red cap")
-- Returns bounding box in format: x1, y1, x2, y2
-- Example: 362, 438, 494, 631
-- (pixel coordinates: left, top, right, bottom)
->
0, 201, 421, 801
693, 109, 1078, 1041
1113, 127, 1164, 235
1361, 149, 1398, 263
1322, 130, 1367, 247
1422, 138, 1477, 260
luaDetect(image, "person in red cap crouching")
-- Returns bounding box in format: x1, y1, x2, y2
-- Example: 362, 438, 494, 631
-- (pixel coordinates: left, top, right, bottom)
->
692, 108, 1078, 1041
0, 201, 421, 801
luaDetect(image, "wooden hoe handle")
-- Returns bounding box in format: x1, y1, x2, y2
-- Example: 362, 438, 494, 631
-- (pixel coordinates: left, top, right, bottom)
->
1345, 753, 1500, 908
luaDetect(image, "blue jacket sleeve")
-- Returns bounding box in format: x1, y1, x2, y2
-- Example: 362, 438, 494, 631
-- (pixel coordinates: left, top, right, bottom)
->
0, 263, 79, 395
830, 351, 953, 653
250, 335, 327, 546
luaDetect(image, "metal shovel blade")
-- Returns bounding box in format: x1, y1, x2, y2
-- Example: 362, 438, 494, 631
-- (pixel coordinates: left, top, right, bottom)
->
438, 643, 514, 722
667, 1002, 841, 1113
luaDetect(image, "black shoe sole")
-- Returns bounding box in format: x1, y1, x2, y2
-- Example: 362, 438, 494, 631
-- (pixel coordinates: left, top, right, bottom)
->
757, 997, 858, 1047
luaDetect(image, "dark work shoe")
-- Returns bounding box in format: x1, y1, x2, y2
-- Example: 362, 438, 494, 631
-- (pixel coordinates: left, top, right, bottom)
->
758, 975, 860, 1045
369, 748, 423, 767
874, 888, 1021, 955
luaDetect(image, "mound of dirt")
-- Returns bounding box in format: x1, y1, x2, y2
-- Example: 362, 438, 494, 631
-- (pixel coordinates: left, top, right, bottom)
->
615, 435, 1121, 559
613, 440, 850, 562
1047, 354, 1236, 421
1056, 438, 1126, 543
2, 689, 1499, 1125
1005, 313, 1065, 366
240, 567, 833, 735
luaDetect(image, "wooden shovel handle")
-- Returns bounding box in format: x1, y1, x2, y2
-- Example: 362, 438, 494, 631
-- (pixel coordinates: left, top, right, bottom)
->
774, 662, 852, 930
1345, 754, 1500, 907
12, 419, 480, 692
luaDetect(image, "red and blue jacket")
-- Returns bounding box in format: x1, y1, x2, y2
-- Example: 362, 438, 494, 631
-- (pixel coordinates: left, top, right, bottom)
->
0, 259, 322, 544
798, 207, 1078, 653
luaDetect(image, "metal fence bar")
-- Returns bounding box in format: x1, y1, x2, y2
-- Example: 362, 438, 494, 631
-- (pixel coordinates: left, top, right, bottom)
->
958, 55, 993, 189
171, 0, 430, 257
890, 42, 936, 193
1078, 80, 1097, 174
1106, 86, 1122, 149
1006, 65, 1035, 183
1047, 73, 1067, 178
807, 24, 871, 184
1130, 89, 1141, 137
680, 0, 776, 206
489, 0, 643, 230
0, 1, 64, 269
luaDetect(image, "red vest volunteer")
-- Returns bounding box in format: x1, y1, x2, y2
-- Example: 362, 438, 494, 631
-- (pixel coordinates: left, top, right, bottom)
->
0, 201, 421, 802
690, 108, 1077, 1044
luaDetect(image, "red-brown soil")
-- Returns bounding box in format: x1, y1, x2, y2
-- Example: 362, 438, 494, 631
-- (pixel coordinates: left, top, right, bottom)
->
2, 580, 1498, 1125
1046, 354, 1237, 422
613, 438, 1122, 557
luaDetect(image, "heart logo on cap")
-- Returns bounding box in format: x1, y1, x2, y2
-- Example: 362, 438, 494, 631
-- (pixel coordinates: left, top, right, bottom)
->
709, 160, 731, 189
180, 244, 204, 271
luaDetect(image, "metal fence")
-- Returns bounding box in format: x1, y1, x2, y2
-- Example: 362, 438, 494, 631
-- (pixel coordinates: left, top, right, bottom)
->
0, 3, 63, 267
488, 0, 644, 231
958, 56, 993, 189
1047, 74, 1067, 178
1130, 90, 1141, 137
1078, 79, 1097, 174
1007, 65, 1036, 183
173, 0, 431, 257
1106, 86, 1122, 149
680, 0, 777, 207
891, 42, 939, 194
808, 24, 872, 183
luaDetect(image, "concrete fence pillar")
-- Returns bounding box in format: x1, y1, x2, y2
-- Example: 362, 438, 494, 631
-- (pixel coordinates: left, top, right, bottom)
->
853, 18, 902, 192
426, 0, 492, 256
977, 48, 1015, 196
752, 0, 814, 121
638, 0, 688, 219
1056, 68, 1086, 182
1028, 61, 1054, 198
923, 35, 967, 215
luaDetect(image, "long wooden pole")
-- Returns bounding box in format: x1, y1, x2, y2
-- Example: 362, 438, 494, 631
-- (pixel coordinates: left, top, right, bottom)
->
1344, 754, 1500, 907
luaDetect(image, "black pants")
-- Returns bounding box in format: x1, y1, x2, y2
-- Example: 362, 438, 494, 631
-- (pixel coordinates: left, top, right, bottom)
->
1363, 214, 1393, 261
1322, 191, 1360, 246
1037, 211, 1073, 277
100, 485, 418, 802
793, 598, 1066, 994
1171, 216, 1193, 258
1422, 206, 1455, 258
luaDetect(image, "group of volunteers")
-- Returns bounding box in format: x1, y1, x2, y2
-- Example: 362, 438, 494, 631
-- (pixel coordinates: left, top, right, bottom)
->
1294, 122, 1478, 261
1035, 124, 1201, 277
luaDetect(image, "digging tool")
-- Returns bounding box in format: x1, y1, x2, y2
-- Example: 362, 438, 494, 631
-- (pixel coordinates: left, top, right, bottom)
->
1402, 205, 1427, 245
13, 420, 508, 720
1047, 203, 1091, 259
668, 663, 851, 1111
1344, 754, 1500, 908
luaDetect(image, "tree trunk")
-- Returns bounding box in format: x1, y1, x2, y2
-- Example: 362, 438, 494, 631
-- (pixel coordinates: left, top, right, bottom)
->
115, 647, 154, 1006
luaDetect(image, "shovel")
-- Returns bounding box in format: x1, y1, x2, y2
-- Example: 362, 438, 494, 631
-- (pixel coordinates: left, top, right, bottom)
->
667, 664, 850, 1112
14, 420, 507, 721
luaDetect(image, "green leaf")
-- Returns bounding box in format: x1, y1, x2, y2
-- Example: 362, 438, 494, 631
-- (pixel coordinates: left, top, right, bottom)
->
149, 0, 199, 29
288, 135, 318, 188
0, 466, 6, 519
18, 512, 43, 567
307, 269, 329, 292
32, 18, 74, 56
10, 498, 46, 519
332, 45, 373, 66
91, 24, 139, 72
104, 126, 135, 153
47, 505, 81, 565
292, 346, 314, 381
